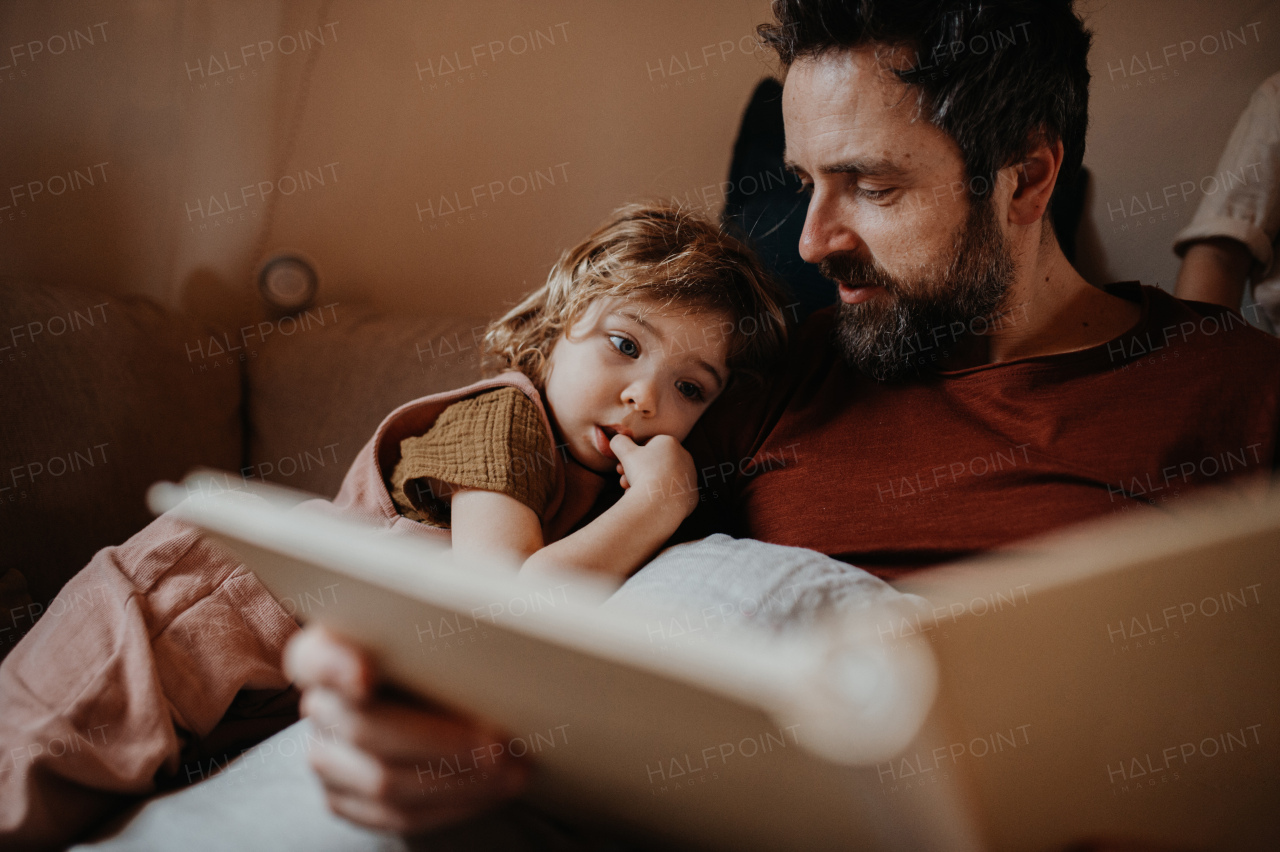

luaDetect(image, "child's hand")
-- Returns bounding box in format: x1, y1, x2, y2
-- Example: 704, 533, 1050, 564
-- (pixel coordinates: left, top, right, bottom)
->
610, 433, 699, 518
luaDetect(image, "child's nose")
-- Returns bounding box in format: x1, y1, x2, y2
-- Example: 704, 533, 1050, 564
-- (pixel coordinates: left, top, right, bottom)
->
622, 378, 656, 415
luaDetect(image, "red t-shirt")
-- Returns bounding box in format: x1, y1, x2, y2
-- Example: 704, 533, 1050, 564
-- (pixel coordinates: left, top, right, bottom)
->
685, 284, 1280, 581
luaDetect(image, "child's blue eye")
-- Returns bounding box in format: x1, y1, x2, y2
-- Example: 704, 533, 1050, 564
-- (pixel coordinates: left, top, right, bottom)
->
676, 381, 704, 401
609, 335, 639, 358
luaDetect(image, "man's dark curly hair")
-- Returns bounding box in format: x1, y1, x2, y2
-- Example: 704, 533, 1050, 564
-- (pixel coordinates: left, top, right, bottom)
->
759, 0, 1092, 214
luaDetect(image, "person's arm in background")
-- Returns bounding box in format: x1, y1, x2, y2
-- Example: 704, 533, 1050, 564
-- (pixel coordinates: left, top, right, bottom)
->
1174, 72, 1280, 315
1175, 237, 1255, 308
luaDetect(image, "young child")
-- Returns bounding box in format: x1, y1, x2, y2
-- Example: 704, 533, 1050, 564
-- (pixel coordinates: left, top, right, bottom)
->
0, 202, 788, 849
384, 201, 789, 579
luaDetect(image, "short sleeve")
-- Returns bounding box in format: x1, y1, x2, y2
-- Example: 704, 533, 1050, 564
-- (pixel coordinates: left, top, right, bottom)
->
1173, 72, 1280, 277
388, 386, 557, 527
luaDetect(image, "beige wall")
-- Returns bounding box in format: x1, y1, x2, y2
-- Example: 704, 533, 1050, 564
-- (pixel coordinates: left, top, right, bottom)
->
1, 0, 1277, 329
0, 0, 776, 327
1077, 0, 1280, 307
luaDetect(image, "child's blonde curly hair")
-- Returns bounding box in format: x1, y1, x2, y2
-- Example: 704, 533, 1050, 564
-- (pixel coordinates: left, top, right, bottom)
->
484, 202, 790, 390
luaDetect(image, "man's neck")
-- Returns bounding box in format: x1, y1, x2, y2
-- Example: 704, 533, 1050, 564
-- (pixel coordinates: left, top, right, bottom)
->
941, 235, 1143, 369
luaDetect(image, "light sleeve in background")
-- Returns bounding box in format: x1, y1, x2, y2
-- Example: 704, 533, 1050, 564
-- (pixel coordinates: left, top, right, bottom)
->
1173, 72, 1280, 324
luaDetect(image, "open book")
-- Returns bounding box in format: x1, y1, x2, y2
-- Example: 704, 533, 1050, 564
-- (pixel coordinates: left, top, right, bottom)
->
148, 474, 1280, 851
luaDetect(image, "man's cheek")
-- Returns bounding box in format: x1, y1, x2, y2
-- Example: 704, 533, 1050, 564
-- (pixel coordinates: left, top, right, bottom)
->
872, 223, 934, 276
893, 204, 959, 266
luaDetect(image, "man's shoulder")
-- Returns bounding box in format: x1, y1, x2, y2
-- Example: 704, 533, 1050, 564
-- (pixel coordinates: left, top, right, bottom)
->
795, 303, 839, 346
772, 304, 843, 386
1102, 285, 1280, 434
1134, 284, 1280, 363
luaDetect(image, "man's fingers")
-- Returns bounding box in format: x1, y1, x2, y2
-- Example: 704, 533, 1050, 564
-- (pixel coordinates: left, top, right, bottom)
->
284, 625, 374, 702
323, 789, 419, 834
301, 687, 512, 765
309, 738, 523, 809
309, 737, 405, 802
619, 474, 630, 489
322, 787, 488, 835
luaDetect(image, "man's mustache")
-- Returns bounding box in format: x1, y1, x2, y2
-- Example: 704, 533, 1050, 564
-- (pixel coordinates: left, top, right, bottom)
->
818, 255, 900, 296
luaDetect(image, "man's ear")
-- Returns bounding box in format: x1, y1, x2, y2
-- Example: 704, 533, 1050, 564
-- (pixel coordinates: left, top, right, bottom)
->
1004, 134, 1064, 227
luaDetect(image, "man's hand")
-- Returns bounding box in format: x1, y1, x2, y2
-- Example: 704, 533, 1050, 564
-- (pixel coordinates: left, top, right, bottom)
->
283, 625, 527, 834
611, 433, 699, 517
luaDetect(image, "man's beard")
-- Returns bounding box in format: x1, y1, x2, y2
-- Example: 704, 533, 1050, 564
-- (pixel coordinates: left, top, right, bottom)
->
826, 199, 1015, 381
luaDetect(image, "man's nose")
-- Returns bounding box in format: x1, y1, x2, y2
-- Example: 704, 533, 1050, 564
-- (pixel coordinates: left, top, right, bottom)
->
798, 191, 861, 265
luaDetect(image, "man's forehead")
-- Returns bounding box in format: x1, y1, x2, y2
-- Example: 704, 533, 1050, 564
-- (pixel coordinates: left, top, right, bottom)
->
781, 49, 944, 173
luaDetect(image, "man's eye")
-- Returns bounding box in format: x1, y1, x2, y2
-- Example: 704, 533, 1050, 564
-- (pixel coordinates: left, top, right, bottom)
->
609, 335, 639, 358
676, 381, 704, 401
857, 186, 893, 201
796, 181, 814, 196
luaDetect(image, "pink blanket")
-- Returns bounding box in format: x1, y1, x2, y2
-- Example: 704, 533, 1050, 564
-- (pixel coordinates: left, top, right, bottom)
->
0, 373, 574, 850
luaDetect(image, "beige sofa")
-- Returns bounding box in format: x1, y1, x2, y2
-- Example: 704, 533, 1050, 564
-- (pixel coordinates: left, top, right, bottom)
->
0, 278, 485, 658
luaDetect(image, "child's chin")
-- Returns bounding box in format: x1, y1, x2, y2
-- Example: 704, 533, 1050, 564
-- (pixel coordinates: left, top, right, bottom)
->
566, 446, 614, 475
585, 459, 617, 476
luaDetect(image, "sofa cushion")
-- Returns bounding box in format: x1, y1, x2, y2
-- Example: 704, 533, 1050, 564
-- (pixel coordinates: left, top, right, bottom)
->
0, 280, 242, 637
246, 306, 487, 498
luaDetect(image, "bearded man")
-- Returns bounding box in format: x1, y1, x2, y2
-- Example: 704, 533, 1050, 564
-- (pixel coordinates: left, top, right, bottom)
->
680, 0, 1280, 579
